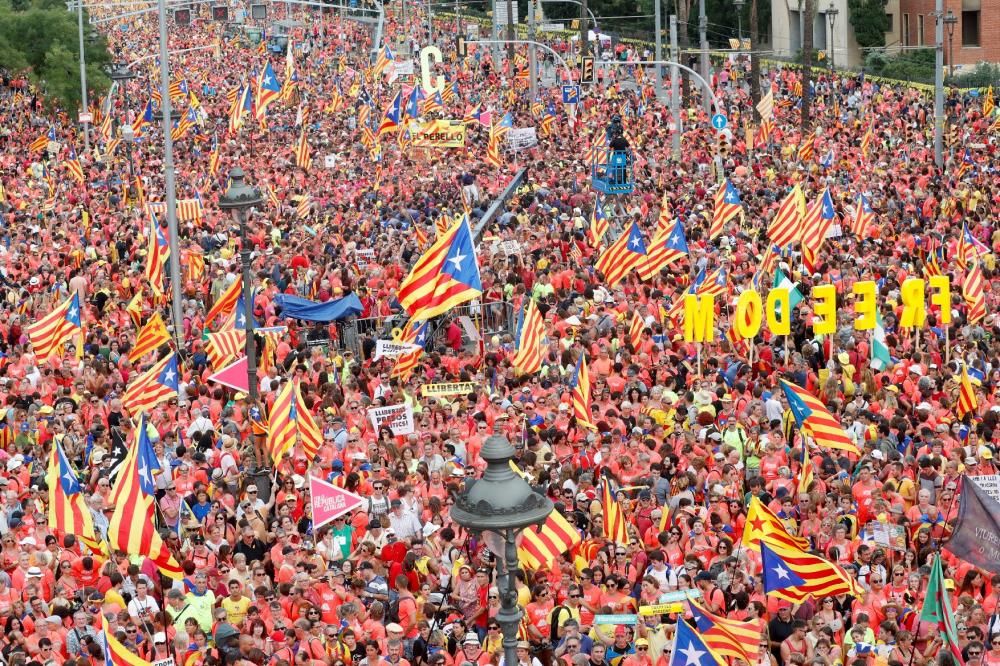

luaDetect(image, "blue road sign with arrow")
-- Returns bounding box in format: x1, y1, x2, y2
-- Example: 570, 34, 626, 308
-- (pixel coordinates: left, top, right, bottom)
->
711, 113, 728, 130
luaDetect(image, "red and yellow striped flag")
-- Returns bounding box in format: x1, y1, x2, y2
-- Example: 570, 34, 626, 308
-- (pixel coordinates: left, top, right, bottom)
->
963, 261, 987, 324
767, 185, 806, 249
128, 312, 170, 363
602, 483, 629, 545
265, 380, 322, 465
741, 496, 810, 552
511, 299, 545, 376
519, 509, 581, 570
27, 293, 82, 362
957, 364, 978, 419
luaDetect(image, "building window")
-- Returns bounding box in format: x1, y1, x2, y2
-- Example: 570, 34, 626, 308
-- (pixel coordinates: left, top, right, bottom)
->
885, 13, 893, 33
917, 14, 924, 45
962, 10, 980, 46
903, 13, 909, 46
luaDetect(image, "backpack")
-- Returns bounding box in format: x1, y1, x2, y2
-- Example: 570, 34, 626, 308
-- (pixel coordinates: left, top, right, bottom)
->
549, 605, 572, 643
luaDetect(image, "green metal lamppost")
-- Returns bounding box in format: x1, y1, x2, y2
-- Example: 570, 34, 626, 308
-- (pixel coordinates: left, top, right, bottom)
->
450, 435, 554, 666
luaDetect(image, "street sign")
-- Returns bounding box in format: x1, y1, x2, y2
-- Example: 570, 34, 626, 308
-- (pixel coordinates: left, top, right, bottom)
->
494, 0, 518, 26
540, 22, 562, 31
711, 113, 728, 130
78, 113, 92, 124
562, 85, 580, 104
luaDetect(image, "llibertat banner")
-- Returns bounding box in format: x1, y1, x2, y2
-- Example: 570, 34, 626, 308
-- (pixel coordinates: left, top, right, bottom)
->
945, 477, 1000, 575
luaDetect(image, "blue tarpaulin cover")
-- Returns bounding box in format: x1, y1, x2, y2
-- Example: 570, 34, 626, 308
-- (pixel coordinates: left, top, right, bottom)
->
273, 293, 364, 322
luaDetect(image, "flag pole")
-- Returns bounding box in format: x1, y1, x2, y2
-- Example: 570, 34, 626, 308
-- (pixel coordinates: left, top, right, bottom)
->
945, 326, 950, 365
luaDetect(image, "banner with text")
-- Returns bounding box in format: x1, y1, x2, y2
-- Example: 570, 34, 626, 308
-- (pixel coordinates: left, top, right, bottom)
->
368, 404, 415, 435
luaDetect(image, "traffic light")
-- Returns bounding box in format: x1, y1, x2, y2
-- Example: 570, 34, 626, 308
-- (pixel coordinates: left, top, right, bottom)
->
581, 56, 594, 83
211, 4, 228, 21
174, 8, 190, 24
456, 35, 467, 57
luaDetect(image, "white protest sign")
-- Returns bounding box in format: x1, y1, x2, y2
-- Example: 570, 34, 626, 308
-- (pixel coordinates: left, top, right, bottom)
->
499, 240, 520, 256
368, 404, 415, 435
972, 474, 1000, 503
393, 60, 415, 76
152, 658, 175, 666
508, 127, 538, 149
374, 339, 421, 360
355, 248, 376, 267
324, 154, 337, 168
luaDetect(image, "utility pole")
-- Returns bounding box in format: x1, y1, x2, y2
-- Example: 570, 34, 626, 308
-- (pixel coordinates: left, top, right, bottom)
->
698, 0, 710, 113
580, 0, 588, 68
427, 0, 433, 43
491, 0, 502, 70
933, 0, 944, 168
157, 0, 185, 338
77, 0, 90, 152
670, 14, 681, 161
801, 0, 814, 133
528, 0, 537, 98
750, 0, 761, 113
654, 0, 663, 99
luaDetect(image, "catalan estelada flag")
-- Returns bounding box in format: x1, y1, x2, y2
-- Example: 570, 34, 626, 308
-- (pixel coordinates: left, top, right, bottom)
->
377, 91, 402, 137
957, 364, 978, 419
780, 378, 860, 454
143, 212, 170, 295
511, 298, 545, 376
602, 482, 629, 545
639, 219, 688, 281
255, 62, 282, 121
126, 289, 144, 329
688, 600, 761, 664
957, 222, 990, 268
595, 221, 646, 287
568, 353, 595, 430
628, 311, 644, 350
519, 509, 581, 570
27, 293, 82, 362
760, 542, 865, 602
397, 215, 482, 322
121, 353, 179, 416
373, 44, 395, 76
47, 438, 103, 553
107, 416, 183, 579
767, 184, 806, 249
265, 379, 322, 464
797, 132, 815, 161
390, 320, 429, 382
710, 179, 743, 239
64, 149, 85, 184
797, 445, 814, 495
963, 260, 986, 324
741, 496, 810, 552
129, 312, 171, 363
671, 617, 724, 666
801, 188, 837, 273
850, 192, 875, 238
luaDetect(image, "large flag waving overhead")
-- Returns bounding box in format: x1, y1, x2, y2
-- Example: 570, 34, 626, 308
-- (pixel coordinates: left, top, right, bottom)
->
128, 312, 171, 363
670, 616, 724, 666
101, 614, 153, 666
639, 219, 688, 281
511, 298, 545, 376
206, 278, 242, 323
265, 380, 322, 465
760, 542, 865, 602
946, 476, 1000, 575
47, 438, 102, 553
107, 417, 183, 579
519, 509, 581, 570
957, 364, 978, 419
767, 185, 806, 249
742, 496, 810, 551
780, 379, 860, 454
595, 221, 647, 287
397, 215, 482, 322
27, 293, 82, 361
919, 554, 965, 663
122, 353, 179, 415
801, 189, 836, 273
688, 600, 760, 664
255, 62, 282, 120
710, 179, 743, 239
568, 353, 595, 430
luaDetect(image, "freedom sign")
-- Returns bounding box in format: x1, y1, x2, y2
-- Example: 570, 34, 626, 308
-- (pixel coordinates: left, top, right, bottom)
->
310, 476, 365, 529
368, 404, 415, 435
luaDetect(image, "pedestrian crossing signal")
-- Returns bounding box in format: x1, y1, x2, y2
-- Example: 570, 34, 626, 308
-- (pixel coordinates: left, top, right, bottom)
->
212, 4, 228, 21
174, 7, 191, 24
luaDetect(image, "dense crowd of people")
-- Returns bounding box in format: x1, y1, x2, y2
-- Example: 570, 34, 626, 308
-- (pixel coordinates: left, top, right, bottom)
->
0, 3, 999, 666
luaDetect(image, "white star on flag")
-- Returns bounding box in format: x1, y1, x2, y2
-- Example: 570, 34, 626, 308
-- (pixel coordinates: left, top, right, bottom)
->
772, 564, 791, 580
679, 643, 706, 666
163, 369, 176, 383
448, 252, 466, 271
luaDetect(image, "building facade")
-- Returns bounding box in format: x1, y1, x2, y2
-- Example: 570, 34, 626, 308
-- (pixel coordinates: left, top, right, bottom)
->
770, 0, 901, 69
896, 0, 998, 70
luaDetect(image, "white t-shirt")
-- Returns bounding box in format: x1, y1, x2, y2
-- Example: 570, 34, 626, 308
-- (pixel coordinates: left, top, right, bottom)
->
127, 595, 160, 621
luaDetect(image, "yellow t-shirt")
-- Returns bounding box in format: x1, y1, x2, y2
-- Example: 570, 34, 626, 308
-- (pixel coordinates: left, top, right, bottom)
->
104, 589, 127, 612
221, 596, 251, 626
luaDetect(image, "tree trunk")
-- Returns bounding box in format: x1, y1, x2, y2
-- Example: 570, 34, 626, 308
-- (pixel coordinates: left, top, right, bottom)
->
677, 0, 692, 110
750, 0, 761, 120
800, 0, 814, 132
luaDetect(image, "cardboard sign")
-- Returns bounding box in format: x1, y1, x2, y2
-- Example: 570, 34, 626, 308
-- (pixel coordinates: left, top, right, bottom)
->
310, 476, 365, 529
508, 127, 538, 149
499, 240, 521, 256
421, 382, 476, 398
870, 521, 908, 552
355, 248, 376, 266
972, 474, 1000, 502
368, 404, 415, 435
411, 120, 466, 148
374, 339, 421, 360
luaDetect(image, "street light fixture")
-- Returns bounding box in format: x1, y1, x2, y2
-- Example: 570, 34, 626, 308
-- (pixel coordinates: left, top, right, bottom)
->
734, 0, 744, 44
943, 9, 957, 77
450, 435, 554, 666
826, 2, 838, 70
217, 167, 264, 404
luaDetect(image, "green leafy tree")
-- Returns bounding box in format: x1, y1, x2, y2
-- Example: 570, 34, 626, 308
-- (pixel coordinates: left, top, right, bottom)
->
847, 0, 888, 49
0, 0, 110, 109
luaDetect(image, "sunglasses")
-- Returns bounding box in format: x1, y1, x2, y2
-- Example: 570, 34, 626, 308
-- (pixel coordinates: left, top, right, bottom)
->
637, 647, 648, 651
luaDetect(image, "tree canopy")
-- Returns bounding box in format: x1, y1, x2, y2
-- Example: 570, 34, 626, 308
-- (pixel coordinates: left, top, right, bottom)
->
0, 0, 111, 110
